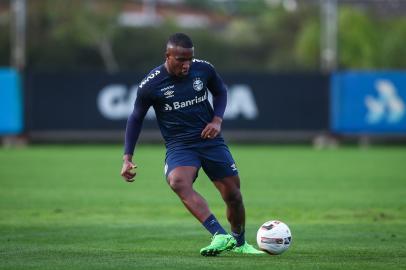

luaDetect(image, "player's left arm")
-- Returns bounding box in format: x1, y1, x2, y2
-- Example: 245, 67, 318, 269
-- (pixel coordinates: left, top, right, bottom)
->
201, 65, 227, 139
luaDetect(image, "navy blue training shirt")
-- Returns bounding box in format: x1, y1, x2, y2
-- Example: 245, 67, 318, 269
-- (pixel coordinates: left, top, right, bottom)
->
124, 59, 228, 155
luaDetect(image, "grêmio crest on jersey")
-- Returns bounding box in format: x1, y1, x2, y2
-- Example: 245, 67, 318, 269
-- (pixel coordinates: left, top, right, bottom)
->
193, 77, 204, 92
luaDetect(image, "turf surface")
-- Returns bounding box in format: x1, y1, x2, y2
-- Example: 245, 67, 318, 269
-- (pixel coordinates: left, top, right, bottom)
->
0, 145, 405, 269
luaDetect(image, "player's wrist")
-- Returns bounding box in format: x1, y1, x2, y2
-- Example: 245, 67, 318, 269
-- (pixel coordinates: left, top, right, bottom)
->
212, 116, 223, 124
123, 154, 133, 162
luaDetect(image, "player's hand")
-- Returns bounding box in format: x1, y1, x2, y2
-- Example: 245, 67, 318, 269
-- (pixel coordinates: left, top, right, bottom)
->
201, 116, 222, 139
121, 160, 137, 182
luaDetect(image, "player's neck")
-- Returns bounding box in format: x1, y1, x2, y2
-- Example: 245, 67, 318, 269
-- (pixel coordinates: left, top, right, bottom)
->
164, 61, 173, 76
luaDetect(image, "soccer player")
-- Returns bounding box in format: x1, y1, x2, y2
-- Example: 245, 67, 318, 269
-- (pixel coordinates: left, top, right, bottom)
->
120, 33, 263, 256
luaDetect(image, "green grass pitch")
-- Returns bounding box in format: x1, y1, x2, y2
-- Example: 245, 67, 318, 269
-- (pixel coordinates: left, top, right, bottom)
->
0, 144, 405, 269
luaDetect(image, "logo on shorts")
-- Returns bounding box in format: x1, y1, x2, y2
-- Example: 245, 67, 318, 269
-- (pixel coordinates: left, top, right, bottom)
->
164, 163, 168, 174
193, 78, 204, 91
231, 163, 237, 171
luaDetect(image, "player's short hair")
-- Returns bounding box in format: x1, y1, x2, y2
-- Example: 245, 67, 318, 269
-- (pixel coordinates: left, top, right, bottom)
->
167, 33, 194, 49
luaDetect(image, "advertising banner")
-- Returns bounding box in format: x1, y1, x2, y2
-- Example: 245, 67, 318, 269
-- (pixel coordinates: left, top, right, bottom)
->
331, 72, 406, 134
25, 72, 329, 134
0, 69, 23, 135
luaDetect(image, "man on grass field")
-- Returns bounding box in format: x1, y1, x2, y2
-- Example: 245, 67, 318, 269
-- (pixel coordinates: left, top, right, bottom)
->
120, 33, 263, 256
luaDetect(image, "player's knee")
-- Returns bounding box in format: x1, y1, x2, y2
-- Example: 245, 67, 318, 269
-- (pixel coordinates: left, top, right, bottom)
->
167, 175, 190, 194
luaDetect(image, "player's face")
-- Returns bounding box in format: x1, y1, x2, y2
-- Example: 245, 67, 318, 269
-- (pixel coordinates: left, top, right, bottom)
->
166, 46, 194, 77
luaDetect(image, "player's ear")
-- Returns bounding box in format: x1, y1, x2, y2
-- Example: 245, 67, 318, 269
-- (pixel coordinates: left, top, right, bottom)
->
165, 45, 170, 57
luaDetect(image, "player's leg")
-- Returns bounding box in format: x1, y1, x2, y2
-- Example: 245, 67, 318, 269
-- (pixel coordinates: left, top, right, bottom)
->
165, 149, 235, 256
199, 144, 244, 237
212, 175, 245, 239
166, 166, 210, 223
213, 176, 263, 254
166, 166, 235, 256
165, 149, 218, 225
201, 144, 264, 254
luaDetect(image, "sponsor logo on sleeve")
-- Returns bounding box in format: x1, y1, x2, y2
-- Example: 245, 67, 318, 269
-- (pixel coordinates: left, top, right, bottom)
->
139, 70, 160, 89
192, 58, 213, 67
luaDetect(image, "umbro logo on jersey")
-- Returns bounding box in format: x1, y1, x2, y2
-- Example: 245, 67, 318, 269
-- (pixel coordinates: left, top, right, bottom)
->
193, 78, 204, 91
164, 90, 175, 98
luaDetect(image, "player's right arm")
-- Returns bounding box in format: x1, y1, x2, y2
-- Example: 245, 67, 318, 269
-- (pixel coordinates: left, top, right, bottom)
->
201, 62, 227, 139
121, 86, 153, 182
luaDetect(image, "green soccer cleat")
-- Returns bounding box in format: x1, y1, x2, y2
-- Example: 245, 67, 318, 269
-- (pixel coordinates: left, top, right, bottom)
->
200, 233, 236, 256
232, 242, 265, 254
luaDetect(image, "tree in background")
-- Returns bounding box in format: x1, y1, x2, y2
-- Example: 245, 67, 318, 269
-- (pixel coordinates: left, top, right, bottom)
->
295, 5, 406, 70
3, 0, 405, 72
378, 17, 406, 69
28, 0, 121, 73
338, 7, 380, 69
0, 2, 10, 67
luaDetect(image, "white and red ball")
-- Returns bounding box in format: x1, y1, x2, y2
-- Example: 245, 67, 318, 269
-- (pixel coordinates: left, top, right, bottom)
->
256, 220, 292, 255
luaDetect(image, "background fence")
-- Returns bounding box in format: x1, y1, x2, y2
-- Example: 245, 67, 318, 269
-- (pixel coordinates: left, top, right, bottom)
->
23, 72, 329, 142
2, 69, 405, 143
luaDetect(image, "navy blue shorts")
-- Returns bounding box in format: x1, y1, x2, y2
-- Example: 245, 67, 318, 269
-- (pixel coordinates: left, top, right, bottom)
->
164, 142, 238, 181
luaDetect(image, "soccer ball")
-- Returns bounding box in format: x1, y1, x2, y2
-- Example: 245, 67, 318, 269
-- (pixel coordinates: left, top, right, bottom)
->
256, 220, 292, 255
